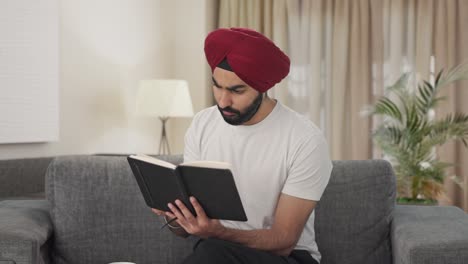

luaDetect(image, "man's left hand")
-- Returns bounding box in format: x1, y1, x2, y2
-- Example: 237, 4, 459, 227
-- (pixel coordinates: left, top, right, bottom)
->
167, 196, 225, 239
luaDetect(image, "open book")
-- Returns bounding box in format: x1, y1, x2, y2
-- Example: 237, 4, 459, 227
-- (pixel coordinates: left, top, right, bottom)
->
127, 154, 247, 221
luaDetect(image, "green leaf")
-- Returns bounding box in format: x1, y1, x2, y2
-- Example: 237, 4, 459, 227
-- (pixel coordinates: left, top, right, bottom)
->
435, 69, 444, 86
368, 62, 468, 200
375, 97, 403, 122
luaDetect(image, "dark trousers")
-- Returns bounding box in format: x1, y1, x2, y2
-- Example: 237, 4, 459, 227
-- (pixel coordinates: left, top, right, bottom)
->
181, 238, 319, 264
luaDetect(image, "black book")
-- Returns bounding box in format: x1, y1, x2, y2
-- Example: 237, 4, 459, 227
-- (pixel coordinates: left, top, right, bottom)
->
127, 154, 247, 221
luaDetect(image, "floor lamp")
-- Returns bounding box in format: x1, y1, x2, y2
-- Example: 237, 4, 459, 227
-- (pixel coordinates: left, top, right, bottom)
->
136, 80, 194, 155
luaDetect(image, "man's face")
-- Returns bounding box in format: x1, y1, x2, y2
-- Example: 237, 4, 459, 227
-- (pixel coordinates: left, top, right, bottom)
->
212, 67, 263, 126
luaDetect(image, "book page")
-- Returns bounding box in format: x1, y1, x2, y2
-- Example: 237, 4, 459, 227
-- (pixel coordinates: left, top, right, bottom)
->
129, 154, 176, 169
180, 160, 233, 170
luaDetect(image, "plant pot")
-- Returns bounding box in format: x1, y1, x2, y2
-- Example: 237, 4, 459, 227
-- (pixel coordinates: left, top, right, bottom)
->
396, 197, 438, 205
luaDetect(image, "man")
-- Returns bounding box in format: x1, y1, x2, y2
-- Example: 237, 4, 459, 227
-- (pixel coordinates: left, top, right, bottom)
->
152, 28, 332, 264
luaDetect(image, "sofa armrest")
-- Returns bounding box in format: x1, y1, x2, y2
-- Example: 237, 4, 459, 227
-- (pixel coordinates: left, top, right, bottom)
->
0, 200, 53, 264
391, 205, 468, 264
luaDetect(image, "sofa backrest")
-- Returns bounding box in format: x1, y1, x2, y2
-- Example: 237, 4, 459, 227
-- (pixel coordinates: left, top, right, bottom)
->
46, 155, 395, 264
0, 157, 53, 199
315, 160, 395, 264
46, 155, 195, 264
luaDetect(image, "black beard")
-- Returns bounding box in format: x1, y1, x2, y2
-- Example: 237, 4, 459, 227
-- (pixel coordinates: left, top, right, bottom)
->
217, 93, 263, 126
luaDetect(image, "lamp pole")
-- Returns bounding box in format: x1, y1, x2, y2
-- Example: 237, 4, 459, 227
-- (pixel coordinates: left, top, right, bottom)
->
158, 116, 171, 155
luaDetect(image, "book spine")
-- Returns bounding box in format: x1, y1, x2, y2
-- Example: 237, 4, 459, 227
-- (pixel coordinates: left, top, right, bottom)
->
174, 167, 196, 216
129, 159, 155, 207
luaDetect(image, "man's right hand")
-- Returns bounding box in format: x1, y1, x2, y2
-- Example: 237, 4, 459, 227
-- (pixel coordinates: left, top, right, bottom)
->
151, 208, 167, 216
151, 208, 179, 227
151, 208, 190, 238
151, 208, 183, 229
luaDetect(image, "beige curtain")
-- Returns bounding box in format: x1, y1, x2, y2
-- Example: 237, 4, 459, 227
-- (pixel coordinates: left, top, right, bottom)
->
382, 0, 468, 211
288, 0, 374, 159
216, 0, 468, 211
218, 0, 290, 103
218, 0, 375, 161
321, 0, 374, 160
432, 0, 468, 211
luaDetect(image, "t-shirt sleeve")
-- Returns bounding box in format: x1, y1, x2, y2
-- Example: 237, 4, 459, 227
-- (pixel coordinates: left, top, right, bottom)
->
183, 115, 200, 163
282, 134, 333, 201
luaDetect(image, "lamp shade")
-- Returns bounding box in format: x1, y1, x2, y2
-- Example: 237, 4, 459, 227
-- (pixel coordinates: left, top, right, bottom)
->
136, 79, 194, 117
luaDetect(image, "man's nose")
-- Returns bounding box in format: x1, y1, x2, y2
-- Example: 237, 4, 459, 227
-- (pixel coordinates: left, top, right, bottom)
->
218, 90, 232, 109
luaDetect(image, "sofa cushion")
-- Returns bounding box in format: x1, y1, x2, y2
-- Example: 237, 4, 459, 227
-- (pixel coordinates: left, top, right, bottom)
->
46, 155, 195, 264
315, 160, 396, 264
0, 157, 53, 199
0, 200, 52, 264
45, 155, 396, 264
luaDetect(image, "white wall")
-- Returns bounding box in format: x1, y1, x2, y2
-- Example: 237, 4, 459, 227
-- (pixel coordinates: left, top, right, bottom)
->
0, 0, 59, 144
167, 0, 217, 153
0, 0, 216, 159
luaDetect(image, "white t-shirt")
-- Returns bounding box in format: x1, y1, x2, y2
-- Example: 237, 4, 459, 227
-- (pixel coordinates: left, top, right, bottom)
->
183, 100, 332, 262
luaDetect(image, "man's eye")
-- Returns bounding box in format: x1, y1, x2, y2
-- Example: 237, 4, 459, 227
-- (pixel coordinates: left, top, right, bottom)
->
232, 90, 242, 94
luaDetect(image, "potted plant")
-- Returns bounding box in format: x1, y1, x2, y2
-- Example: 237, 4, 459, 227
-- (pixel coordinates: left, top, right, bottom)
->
364, 64, 468, 204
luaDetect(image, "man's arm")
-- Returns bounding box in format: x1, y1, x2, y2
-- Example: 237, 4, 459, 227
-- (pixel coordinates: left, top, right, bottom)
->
167, 194, 316, 256
159, 193, 316, 253
215, 193, 316, 255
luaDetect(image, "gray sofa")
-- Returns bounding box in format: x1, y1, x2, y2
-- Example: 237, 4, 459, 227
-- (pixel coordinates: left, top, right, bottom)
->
0, 155, 467, 264
0, 157, 53, 200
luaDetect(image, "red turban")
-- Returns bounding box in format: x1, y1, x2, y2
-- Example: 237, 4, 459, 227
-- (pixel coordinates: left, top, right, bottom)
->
204, 28, 290, 93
